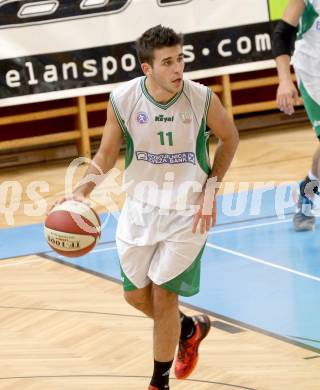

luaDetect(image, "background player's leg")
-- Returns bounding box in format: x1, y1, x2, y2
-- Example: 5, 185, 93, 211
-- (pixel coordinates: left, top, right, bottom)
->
294, 82, 320, 231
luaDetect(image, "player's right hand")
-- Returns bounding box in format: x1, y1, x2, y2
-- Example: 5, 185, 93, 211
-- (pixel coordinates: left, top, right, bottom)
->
276, 79, 300, 115
47, 194, 89, 215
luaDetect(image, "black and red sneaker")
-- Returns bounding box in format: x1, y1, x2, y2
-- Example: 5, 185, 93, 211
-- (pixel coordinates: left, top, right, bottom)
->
175, 314, 211, 379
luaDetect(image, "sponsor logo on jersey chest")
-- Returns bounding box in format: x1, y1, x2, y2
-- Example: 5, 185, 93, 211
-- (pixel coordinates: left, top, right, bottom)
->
136, 151, 196, 165
136, 112, 149, 124
155, 114, 174, 122
179, 112, 192, 124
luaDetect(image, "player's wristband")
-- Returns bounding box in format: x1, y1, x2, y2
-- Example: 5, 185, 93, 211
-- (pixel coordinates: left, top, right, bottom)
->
272, 20, 297, 58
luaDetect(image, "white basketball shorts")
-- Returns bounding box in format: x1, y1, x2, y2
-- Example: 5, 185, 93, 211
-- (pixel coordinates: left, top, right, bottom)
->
115, 197, 208, 296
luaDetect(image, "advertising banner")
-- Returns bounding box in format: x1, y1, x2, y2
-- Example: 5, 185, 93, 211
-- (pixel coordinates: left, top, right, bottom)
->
0, 0, 287, 107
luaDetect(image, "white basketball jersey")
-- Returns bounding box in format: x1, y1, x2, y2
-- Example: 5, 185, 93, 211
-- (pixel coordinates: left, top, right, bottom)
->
293, 0, 320, 76
110, 76, 212, 210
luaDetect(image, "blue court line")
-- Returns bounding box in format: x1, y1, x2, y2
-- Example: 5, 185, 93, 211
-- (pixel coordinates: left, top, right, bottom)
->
209, 217, 292, 234
206, 243, 320, 282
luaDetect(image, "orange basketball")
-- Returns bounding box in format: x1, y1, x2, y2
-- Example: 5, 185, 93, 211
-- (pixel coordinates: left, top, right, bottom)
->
44, 200, 101, 257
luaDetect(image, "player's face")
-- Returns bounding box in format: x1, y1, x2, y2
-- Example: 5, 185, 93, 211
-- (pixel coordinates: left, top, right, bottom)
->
147, 45, 184, 94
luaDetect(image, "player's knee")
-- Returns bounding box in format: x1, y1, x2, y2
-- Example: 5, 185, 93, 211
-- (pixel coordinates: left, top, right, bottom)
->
152, 285, 178, 317
123, 290, 140, 308
123, 290, 149, 313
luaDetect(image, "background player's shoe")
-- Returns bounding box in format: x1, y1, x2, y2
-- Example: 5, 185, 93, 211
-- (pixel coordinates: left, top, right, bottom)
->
293, 194, 315, 232
175, 314, 211, 379
293, 210, 315, 231
148, 385, 169, 390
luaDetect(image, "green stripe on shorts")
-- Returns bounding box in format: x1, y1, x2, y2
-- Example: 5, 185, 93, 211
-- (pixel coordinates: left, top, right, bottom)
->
161, 245, 205, 297
121, 265, 138, 291
299, 82, 320, 138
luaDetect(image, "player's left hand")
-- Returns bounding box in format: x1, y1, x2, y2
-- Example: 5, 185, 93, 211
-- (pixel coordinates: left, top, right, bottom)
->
192, 191, 217, 234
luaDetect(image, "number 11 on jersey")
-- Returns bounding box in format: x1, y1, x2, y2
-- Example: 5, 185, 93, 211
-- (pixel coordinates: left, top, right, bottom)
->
157, 131, 173, 146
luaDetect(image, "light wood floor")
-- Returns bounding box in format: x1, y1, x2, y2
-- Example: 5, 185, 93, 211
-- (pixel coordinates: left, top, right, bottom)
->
0, 125, 319, 389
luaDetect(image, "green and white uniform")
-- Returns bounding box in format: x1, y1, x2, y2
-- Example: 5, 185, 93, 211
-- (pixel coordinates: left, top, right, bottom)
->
293, 0, 320, 136
110, 76, 212, 296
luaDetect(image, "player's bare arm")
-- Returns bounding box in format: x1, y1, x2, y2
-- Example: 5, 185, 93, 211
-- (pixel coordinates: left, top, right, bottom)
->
192, 92, 239, 234
51, 103, 123, 209
283, 0, 305, 25
48, 102, 123, 212
273, 0, 305, 115
70, 102, 123, 202
206, 93, 239, 182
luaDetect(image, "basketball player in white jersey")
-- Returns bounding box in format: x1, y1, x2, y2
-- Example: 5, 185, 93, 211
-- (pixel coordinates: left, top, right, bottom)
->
273, 0, 320, 231
69, 25, 239, 389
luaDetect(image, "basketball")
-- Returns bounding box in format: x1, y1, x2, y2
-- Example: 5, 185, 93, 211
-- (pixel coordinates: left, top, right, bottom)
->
44, 200, 101, 257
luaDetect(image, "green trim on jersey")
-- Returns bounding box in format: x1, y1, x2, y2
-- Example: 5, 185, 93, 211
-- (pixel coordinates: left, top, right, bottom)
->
196, 118, 210, 175
141, 77, 184, 110
110, 94, 134, 169
299, 81, 320, 137
204, 88, 212, 122
120, 265, 138, 291
297, 1, 319, 40
123, 129, 134, 169
161, 245, 205, 297
196, 90, 211, 175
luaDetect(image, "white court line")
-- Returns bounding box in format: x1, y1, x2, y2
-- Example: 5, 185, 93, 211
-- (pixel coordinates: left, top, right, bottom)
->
91, 246, 117, 254
54, 246, 116, 259
206, 243, 320, 282
208, 218, 291, 235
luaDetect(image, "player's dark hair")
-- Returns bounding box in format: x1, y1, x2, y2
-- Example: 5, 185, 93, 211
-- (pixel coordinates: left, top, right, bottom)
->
136, 25, 183, 65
